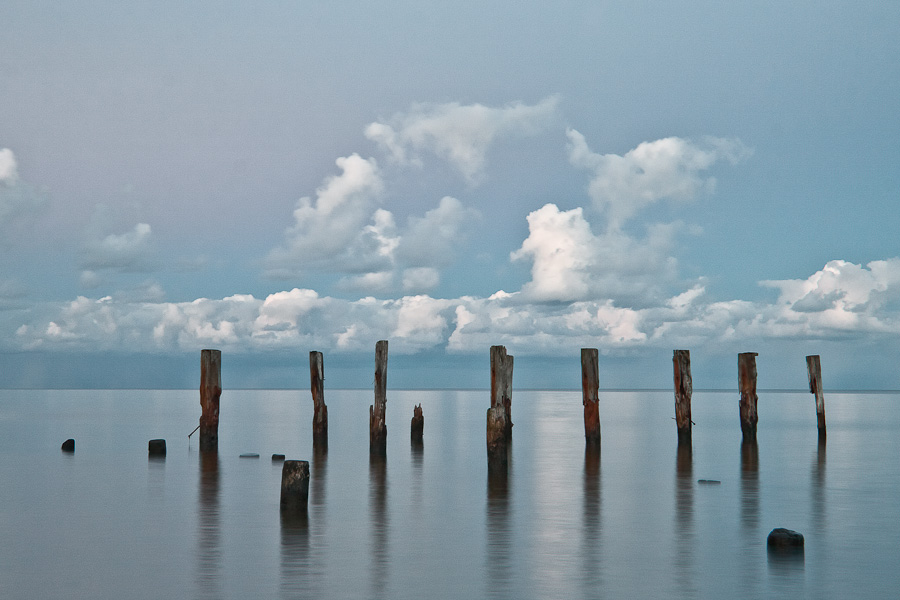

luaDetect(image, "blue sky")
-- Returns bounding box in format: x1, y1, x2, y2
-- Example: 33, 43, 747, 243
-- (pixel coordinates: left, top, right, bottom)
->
1, 1, 899, 389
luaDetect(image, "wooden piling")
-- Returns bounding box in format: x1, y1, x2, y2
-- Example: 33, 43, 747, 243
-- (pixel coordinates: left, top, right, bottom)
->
199, 349, 222, 452
581, 348, 601, 446
806, 355, 826, 440
738, 352, 758, 442
370, 340, 388, 455
487, 345, 513, 467
410, 404, 424, 443
310, 351, 327, 446
280, 460, 310, 511
673, 349, 693, 445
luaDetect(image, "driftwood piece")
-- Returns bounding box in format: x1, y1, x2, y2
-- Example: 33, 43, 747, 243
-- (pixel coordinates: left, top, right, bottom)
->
673, 349, 693, 445
738, 352, 758, 442
199, 349, 222, 452
806, 355, 826, 440
310, 351, 328, 446
370, 340, 388, 455
581, 348, 601, 446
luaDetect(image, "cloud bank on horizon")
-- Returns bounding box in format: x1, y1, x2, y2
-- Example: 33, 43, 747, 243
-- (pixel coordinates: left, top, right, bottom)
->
5, 98, 900, 361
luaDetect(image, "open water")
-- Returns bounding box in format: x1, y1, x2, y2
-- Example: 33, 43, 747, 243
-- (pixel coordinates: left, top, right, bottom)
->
0, 388, 898, 599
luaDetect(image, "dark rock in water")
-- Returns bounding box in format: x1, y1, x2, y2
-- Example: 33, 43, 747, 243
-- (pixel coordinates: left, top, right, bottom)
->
61, 439, 75, 452
767, 528, 804, 549
240, 453, 260, 458
148, 439, 167, 456
697, 479, 721, 485
272, 454, 286, 461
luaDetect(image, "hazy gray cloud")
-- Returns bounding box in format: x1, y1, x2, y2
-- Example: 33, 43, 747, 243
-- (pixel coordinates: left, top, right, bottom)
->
365, 97, 559, 183
80, 222, 154, 273
0, 148, 48, 236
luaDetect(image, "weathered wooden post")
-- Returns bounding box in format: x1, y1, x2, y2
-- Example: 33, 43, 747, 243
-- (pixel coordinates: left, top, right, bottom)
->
410, 404, 424, 443
310, 351, 327, 447
581, 348, 601, 446
673, 349, 693, 445
806, 355, 826, 440
487, 345, 513, 468
738, 352, 758, 442
370, 340, 388, 455
280, 460, 310, 511
200, 349, 222, 452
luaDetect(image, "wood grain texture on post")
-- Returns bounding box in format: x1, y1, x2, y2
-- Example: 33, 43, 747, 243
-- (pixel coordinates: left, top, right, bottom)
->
199, 349, 221, 452
280, 460, 310, 510
738, 352, 759, 441
673, 349, 693, 444
806, 355, 826, 439
410, 403, 424, 443
370, 340, 388, 454
487, 345, 513, 467
310, 351, 327, 445
581, 348, 601, 446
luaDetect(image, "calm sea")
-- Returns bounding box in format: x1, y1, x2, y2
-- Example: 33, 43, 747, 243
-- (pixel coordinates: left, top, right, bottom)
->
0, 388, 898, 599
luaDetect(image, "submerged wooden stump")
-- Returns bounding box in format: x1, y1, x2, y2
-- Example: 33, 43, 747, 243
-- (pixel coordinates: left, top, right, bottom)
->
199, 349, 222, 452
673, 349, 693, 445
581, 348, 601, 446
280, 460, 310, 511
738, 352, 759, 442
310, 351, 328, 447
61, 439, 75, 452
487, 345, 513, 468
370, 340, 388, 455
148, 439, 167, 456
410, 404, 424, 443
806, 355, 826, 440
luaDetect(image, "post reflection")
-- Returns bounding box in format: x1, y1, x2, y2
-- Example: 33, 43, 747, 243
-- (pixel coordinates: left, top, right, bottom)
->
486, 458, 512, 599
411, 434, 424, 509
674, 442, 696, 597
740, 440, 759, 529
811, 437, 826, 528
280, 507, 312, 599
195, 452, 220, 600
581, 445, 602, 593
369, 453, 389, 599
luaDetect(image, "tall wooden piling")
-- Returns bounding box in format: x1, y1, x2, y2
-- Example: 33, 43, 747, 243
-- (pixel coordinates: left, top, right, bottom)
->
199, 349, 222, 452
806, 355, 826, 440
673, 349, 693, 445
310, 351, 327, 446
738, 352, 759, 442
487, 345, 514, 467
581, 348, 601, 446
370, 340, 388, 455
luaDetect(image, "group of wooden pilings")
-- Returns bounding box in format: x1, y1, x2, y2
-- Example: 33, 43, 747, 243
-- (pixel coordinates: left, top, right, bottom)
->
194, 345, 831, 508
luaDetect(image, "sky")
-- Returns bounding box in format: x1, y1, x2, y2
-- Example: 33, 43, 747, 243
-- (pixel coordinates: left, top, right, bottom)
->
1, 1, 899, 390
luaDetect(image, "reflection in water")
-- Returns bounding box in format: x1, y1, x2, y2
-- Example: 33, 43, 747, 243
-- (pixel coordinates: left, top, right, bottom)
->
581, 445, 602, 594
196, 452, 220, 600
811, 438, 826, 528
740, 440, 759, 530
147, 455, 166, 501
768, 545, 805, 593
411, 436, 424, 510
280, 508, 312, 599
486, 458, 512, 599
674, 442, 696, 598
369, 453, 389, 599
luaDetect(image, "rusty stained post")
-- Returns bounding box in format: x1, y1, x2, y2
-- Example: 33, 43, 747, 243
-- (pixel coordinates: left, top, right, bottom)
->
410, 404, 424, 444
310, 351, 327, 447
806, 355, 826, 440
370, 340, 388, 455
673, 349, 693, 445
199, 349, 222, 452
581, 348, 601, 447
738, 352, 759, 442
487, 345, 514, 468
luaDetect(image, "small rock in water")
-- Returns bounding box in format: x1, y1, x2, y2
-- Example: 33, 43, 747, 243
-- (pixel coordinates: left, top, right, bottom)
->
697, 479, 721, 485
61, 439, 75, 452
240, 453, 260, 458
272, 454, 286, 461
767, 528, 804, 549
